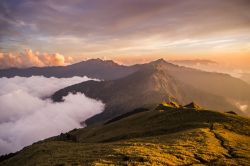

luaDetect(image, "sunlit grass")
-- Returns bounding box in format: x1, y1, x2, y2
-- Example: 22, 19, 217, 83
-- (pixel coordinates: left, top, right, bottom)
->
1, 108, 249, 166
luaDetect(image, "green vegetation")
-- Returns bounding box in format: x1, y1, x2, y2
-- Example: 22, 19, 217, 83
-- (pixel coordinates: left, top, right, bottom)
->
1, 104, 250, 166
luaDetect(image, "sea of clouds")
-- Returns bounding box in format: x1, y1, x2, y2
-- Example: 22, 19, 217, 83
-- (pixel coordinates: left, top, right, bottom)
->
0, 76, 104, 155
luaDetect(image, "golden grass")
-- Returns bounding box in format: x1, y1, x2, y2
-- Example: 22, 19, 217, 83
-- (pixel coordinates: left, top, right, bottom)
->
1, 109, 250, 166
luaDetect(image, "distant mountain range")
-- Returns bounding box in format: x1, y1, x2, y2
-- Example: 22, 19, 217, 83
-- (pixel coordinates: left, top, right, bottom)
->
51, 59, 250, 125
1, 58, 249, 122
0, 58, 140, 80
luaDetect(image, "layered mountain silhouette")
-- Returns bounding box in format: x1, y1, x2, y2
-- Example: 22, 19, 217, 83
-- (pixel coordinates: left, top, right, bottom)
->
1, 104, 250, 165
1, 58, 249, 122
151, 59, 250, 103
52, 59, 250, 125
0, 58, 139, 80
1, 58, 249, 99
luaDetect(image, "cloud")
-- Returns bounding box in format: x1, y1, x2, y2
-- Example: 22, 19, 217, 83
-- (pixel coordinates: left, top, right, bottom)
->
1, 0, 250, 56
2, 0, 249, 38
170, 58, 223, 74
171, 59, 217, 66
0, 76, 104, 155
0, 49, 74, 69
235, 102, 248, 113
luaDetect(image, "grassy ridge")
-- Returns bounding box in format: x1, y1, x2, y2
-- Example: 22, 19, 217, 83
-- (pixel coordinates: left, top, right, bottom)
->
1, 106, 250, 165
64, 108, 249, 143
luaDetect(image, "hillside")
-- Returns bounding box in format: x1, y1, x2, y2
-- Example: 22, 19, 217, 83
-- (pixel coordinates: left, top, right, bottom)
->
1, 104, 249, 165
52, 61, 241, 125
155, 59, 250, 103
2, 58, 250, 114
0, 59, 139, 80
2, 58, 250, 102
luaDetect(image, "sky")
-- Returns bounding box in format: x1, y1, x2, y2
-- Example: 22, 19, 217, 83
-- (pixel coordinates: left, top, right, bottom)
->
0, 0, 250, 71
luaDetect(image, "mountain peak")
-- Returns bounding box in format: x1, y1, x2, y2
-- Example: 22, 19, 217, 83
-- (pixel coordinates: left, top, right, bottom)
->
156, 102, 181, 110
71, 58, 120, 68
184, 102, 202, 109
151, 58, 167, 64
85, 58, 115, 64
148, 58, 177, 68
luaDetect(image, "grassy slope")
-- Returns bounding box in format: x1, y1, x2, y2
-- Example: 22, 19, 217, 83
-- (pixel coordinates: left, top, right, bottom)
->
1, 108, 250, 166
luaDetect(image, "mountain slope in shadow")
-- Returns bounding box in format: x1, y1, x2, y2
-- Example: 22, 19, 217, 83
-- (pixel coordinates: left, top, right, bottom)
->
151, 59, 250, 104
2, 58, 250, 110
52, 62, 239, 125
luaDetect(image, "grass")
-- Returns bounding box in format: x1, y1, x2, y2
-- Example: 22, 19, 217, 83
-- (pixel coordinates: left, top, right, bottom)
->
1, 106, 250, 166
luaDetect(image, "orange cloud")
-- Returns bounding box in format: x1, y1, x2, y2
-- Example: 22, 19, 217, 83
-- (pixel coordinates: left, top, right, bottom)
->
0, 49, 74, 69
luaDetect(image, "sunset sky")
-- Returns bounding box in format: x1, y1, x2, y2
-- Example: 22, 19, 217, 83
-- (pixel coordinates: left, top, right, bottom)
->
0, 0, 250, 71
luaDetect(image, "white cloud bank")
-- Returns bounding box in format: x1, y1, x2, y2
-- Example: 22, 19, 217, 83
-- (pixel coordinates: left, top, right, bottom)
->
0, 76, 104, 155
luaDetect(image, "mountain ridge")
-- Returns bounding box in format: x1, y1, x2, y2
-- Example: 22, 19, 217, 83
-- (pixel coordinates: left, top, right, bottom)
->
52, 62, 241, 125
0, 58, 140, 80
1, 104, 249, 165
